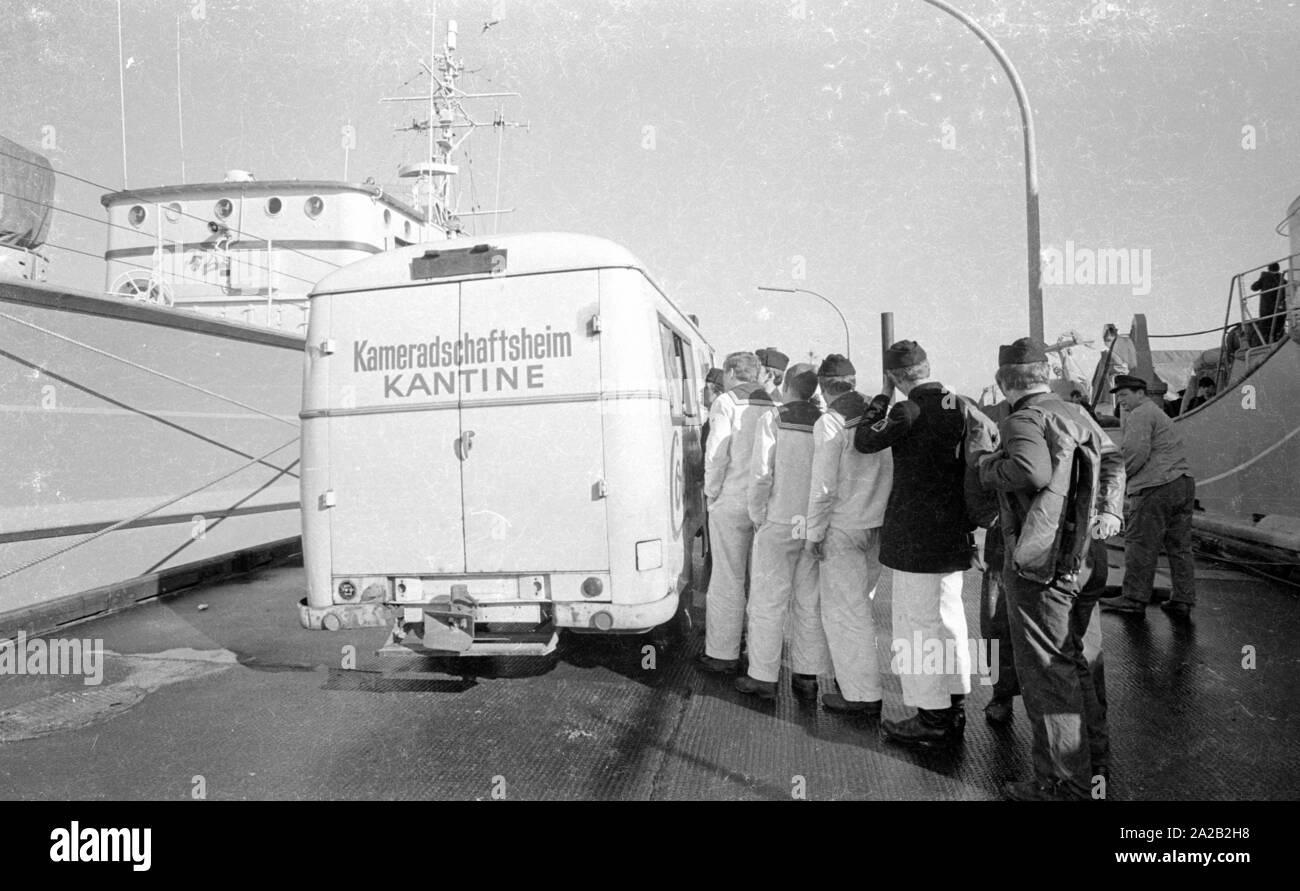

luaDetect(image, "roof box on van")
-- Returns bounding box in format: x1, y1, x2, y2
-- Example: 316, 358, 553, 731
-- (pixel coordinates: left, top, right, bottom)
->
311, 232, 648, 296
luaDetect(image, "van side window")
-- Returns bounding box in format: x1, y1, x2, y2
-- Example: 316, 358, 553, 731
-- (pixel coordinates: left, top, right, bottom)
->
677, 335, 698, 417
659, 321, 697, 419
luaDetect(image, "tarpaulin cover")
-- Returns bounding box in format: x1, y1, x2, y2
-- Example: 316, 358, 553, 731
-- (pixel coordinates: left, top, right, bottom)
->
0, 135, 55, 249
1150, 348, 1205, 392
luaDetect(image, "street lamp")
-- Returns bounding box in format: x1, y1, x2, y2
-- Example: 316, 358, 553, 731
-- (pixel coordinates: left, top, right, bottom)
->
756, 286, 851, 359
918, 0, 1043, 343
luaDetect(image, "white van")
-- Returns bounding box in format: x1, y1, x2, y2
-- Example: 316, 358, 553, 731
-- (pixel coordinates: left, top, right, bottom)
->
298, 233, 713, 657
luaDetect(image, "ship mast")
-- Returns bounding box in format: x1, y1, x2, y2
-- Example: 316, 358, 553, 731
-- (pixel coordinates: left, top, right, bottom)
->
382, 9, 525, 235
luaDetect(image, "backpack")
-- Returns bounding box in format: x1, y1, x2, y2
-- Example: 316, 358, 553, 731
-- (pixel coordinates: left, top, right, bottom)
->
1007, 402, 1104, 595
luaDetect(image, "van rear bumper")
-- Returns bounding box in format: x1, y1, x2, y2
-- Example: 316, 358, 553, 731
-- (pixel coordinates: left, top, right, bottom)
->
299, 587, 682, 634
554, 588, 679, 633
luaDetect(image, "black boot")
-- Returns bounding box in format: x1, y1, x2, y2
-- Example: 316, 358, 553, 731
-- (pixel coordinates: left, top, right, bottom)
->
949, 695, 967, 738
790, 673, 819, 702
734, 674, 777, 700
882, 708, 959, 749
984, 696, 1014, 725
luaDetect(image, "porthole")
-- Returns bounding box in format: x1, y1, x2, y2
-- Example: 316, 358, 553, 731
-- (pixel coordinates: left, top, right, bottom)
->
164, 202, 181, 222
214, 198, 233, 219
304, 196, 324, 219
404, 220, 412, 237
266, 196, 282, 216
383, 208, 392, 226
127, 205, 146, 227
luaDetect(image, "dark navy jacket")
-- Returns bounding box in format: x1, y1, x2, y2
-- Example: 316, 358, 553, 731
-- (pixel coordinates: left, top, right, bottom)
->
853, 382, 976, 573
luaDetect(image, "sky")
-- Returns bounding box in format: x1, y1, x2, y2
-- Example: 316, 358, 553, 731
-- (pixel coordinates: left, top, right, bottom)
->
3, 0, 1299, 394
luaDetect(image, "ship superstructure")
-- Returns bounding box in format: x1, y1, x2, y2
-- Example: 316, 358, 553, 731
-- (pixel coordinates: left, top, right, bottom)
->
100, 178, 437, 332
98, 15, 520, 333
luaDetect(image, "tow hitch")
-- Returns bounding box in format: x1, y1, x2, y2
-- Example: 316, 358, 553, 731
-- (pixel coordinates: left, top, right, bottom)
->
377, 585, 559, 658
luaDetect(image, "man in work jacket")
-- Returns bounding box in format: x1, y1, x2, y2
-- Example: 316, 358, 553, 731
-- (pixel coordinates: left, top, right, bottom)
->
977, 338, 1125, 801
735, 364, 832, 702
853, 340, 974, 746
1099, 374, 1197, 620
806, 354, 895, 713
698, 351, 776, 673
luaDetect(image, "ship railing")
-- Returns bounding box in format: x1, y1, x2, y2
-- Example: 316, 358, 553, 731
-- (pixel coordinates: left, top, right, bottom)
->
1212, 250, 1299, 391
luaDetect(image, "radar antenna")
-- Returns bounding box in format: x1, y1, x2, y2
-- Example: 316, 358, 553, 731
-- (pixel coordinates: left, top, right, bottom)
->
380, 8, 527, 232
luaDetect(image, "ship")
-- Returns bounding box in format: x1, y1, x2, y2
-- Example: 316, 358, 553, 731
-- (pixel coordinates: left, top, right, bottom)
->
1125, 195, 1300, 575
0, 17, 516, 637
1043, 197, 1300, 575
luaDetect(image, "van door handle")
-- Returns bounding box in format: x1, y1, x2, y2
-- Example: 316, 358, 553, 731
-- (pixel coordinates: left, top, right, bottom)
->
454, 430, 475, 461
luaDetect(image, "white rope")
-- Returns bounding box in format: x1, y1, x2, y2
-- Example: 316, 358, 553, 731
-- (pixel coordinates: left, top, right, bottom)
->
0, 311, 299, 427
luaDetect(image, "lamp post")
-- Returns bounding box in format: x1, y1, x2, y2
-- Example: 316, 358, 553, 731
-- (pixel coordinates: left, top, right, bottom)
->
918, 0, 1043, 343
756, 286, 851, 360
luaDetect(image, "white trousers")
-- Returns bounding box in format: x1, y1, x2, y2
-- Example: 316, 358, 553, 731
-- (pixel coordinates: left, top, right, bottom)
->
705, 501, 754, 660
819, 527, 884, 703
744, 522, 830, 682
891, 568, 971, 710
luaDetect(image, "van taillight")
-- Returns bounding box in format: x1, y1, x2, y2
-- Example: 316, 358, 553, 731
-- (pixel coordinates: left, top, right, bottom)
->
581, 577, 603, 598
337, 580, 357, 600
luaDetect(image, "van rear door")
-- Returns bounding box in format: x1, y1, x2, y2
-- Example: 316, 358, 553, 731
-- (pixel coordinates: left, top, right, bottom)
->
457, 271, 608, 573
328, 281, 466, 576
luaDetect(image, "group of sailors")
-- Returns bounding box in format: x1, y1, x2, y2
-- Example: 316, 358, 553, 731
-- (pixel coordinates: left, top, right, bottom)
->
694, 335, 1199, 801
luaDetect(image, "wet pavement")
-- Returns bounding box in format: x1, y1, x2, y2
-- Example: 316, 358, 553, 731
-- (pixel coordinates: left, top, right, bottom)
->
1, 548, 1296, 801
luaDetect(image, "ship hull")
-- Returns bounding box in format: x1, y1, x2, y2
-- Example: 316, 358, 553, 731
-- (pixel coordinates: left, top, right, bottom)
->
0, 279, 304, 633
1175, 332, 1300, 562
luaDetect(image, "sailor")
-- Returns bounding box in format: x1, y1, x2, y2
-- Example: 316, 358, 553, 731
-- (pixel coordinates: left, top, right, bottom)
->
755, 348, 789, 403
804, 354, 894, 712
697, 367, 726, 590
698, 352, 776, 673
700, 367, 725, 451
853, 340, 974, 746
977, 338, 1125, 800
735, 364, 832, 701
1099, 374, 1197, 619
